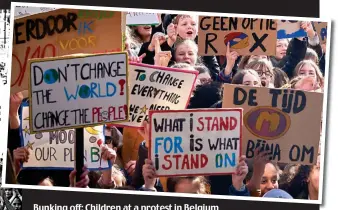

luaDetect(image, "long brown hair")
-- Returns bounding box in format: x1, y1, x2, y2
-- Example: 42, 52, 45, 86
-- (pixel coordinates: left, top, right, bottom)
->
231, 69, 261, 85
245, 59, 274, 76
294, 60, 324, 88
273, 67, 289, 88
238, 55, 271, 70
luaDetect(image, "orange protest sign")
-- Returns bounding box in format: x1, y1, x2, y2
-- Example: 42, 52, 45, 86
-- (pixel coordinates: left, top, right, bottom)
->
313, 21, 328, 44
11, 9, 123, 94
222, 84, 323, 165
198, 16, 277, 56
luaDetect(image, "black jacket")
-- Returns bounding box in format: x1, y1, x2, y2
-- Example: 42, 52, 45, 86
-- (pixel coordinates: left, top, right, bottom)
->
131, 141, 164, 192
138, 37, 220, 80
270, 38, 307, 78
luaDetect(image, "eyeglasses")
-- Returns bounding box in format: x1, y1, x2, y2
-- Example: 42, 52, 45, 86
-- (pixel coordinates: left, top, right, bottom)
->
256, 70, 272, 78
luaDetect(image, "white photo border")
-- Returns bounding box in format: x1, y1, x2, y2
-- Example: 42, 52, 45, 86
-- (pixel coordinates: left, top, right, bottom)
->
1, 1, 332, 206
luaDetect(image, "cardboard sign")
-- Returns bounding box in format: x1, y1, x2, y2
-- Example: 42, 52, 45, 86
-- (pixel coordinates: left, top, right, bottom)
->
277, 20, 307, 39
149, 109, 242, 176
198, 16, 277, 56
126, 12, 160, 26
29, 52, 128, 133
11, 8, 123, 94
313, 22, 328, 44
20, 103, 110, 170
113, 63, 198, 128
222, 84, 323, 165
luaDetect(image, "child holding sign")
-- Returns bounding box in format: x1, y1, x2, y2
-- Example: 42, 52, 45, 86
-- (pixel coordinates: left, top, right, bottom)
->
138, 15, 220, 80
271, 21, 321, 78
13, 145, 110, 188
141, 156, 250, 196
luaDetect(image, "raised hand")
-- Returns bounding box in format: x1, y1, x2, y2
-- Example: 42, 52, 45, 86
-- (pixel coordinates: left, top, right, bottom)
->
148, 32, 167, 52
128, 53, 146, 63
301, 21, 316, 39
232, 155, 248, 190
101, 144, 117, 164
167, 23, 178, 47
226, 43, 239, 67
69, 165, 90, 188
142, 159, 157, 190
154, 38, 172, 67
9, 92, 24, 117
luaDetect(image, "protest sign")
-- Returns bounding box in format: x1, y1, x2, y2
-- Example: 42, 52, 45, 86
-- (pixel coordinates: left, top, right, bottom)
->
198, 16, 277, 56
14, 6, 56, 18
277, 20, 307, 39
20, 103, 110, 170
112, 63, 198, 128
126, 12, 160, 25
313, 22, 328, 44
149, 109, 242, 176
28, 52, 129, 133
222, 84, 323, 165
11, 8, 123, 94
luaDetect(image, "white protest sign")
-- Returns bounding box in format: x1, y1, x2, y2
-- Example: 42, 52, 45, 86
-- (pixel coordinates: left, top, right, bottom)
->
149, 109, 242, 176
112, 63, 198, 128
20, 103, 110, 169
29, 52, 129, 133
15, 6, 57, 18
126, 12, 160, 25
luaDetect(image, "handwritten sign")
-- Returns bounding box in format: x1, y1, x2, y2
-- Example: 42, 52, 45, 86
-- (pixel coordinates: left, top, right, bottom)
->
112, 63, 198, 128
222, 84, 323, 165
12, 8, 123, 94
198, 16, 277, 56
29, 52, 128, 133
313, 22, 328, 44
0, 9, 10, 58
20, 103, 110, 170
14, 6, 57, 18
126, 12, 160, 26
277, 20, 307, 39
149, 109, 242, 176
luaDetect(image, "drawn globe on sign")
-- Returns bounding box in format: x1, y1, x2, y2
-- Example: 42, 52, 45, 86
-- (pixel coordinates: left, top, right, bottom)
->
244, 106, 291, 140
139, 74, 146, 81
79, 85, 91, 98
224, 32, 249, 49
44, 69, 59, 84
